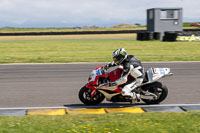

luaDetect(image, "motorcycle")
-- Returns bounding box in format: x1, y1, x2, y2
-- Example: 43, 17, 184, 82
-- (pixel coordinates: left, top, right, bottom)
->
79, 65, 173, 105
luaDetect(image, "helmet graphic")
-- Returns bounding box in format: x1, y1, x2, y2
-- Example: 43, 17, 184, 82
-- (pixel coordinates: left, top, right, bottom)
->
112, 48, 127, 65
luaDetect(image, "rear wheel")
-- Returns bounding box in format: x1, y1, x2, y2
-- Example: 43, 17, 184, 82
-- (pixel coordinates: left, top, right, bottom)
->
79, 86, 105, 105
141, 82, 168, 104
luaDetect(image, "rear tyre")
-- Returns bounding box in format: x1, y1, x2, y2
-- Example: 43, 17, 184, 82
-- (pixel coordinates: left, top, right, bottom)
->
141, 82, 168, 104
79, 86, 105, 105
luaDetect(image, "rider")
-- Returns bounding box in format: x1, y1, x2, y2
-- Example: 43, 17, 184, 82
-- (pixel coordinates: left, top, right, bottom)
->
104, 48, 144, 103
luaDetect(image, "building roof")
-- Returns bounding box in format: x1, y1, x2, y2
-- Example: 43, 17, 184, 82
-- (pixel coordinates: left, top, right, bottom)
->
147, 8, 182, 10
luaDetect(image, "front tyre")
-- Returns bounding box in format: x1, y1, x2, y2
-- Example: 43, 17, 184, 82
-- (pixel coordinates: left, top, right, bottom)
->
79, 86, 105, 105
141, 82, 168, 104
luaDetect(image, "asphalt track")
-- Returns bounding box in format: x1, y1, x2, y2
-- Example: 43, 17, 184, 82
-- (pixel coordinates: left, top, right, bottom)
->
0, 62, 200, 108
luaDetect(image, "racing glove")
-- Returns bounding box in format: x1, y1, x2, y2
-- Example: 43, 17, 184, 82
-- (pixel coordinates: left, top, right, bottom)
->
103, 64, 110, 70
103, 62, 116, 70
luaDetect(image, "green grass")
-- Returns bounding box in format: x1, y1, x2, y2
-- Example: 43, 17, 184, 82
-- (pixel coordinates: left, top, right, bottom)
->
0, 26, 199, 33
0, 112, 199, 133
0, 37, 200, 63
0, 27, 146, 33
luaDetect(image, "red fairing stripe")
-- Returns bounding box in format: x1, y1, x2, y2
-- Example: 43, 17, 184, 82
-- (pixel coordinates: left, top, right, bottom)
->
86, 83, 96, 91
119, 67, 123, 70
114, 88, 122, 93
85, 83, 97, 98
94, 65, 105, 70
89, 74, 108, 85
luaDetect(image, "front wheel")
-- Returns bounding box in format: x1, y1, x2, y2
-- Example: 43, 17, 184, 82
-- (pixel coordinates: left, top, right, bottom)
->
141, 82, 168, 104
79, 86, 105, 105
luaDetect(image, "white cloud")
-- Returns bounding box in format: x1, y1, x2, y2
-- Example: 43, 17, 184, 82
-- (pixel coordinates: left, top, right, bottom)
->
0, 0, 199, 27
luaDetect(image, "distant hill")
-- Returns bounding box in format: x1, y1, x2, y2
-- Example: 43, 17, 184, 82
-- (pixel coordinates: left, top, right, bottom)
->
112, 24, 140, 28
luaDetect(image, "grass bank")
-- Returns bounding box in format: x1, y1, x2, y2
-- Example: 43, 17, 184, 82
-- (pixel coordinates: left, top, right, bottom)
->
0, 35, 200, 63
0, 112, 199, 133
0, 26, 198, 33
0, 27, 146, 33
0, 34, 136, 41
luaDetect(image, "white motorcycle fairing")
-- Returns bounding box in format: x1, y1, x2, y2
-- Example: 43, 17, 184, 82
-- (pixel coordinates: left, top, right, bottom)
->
143, 68, 173, 85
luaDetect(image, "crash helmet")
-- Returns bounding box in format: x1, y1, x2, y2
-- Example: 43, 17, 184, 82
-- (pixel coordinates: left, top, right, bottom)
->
112, 48, 127, 65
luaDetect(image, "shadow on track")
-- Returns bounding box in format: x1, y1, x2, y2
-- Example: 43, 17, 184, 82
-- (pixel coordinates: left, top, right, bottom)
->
63, 103, 148, 108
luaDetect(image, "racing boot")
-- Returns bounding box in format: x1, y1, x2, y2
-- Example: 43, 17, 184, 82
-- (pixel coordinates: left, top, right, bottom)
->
130, 92, 141, 104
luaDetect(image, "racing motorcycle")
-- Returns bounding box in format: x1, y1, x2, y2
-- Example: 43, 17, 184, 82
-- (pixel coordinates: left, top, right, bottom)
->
79, 65, 173, 105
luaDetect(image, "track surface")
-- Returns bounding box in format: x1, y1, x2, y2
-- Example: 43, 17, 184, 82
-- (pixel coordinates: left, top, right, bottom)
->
0, 62, 199, 108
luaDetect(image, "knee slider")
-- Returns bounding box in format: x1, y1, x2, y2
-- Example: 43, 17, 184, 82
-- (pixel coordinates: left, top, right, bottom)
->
121, 90, 126, 96
121, 87, 131, 96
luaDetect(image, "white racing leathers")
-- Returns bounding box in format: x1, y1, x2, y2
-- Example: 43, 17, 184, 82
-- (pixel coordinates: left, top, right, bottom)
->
108, 55, 144, 98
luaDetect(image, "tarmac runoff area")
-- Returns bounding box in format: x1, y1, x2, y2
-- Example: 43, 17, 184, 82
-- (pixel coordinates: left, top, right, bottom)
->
0, 104, 200, 116
0, 62, 200, 116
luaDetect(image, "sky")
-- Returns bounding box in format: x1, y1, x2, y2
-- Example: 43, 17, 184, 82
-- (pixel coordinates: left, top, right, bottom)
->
0, 0, 199, 28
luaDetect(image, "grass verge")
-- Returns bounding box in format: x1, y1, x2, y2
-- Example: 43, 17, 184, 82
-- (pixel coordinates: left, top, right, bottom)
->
0, 112, 199, 133
0, 35, 200, 63
0, 34, 136, 41
0, 26, 198, 33
0, 27, 146, 33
